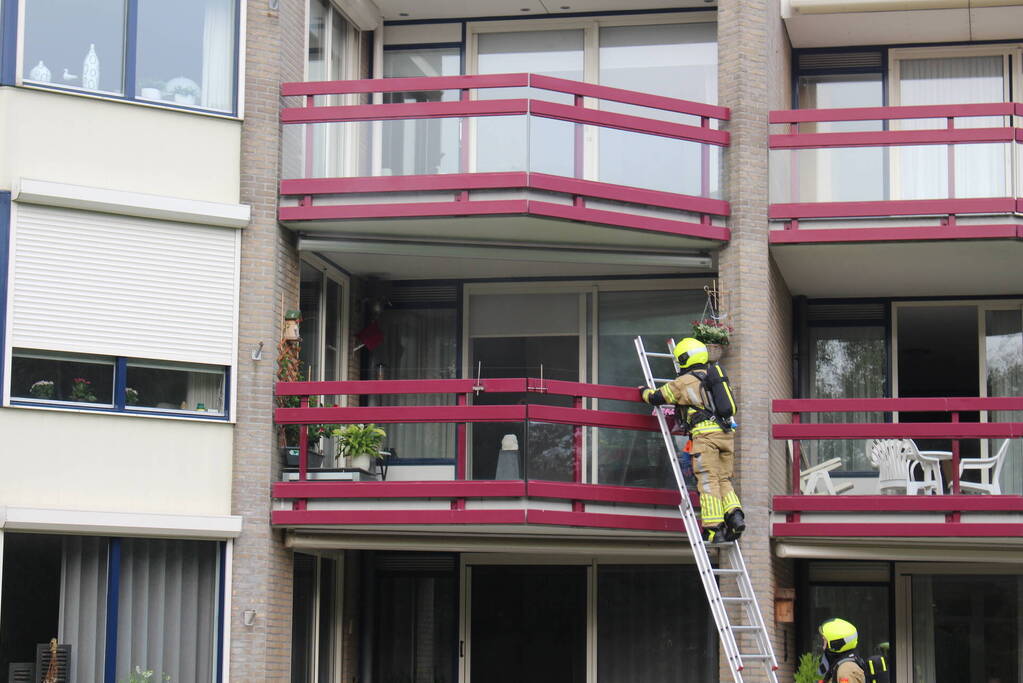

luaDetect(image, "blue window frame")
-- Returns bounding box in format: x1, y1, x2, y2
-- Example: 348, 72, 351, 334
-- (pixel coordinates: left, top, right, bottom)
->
9, 348, 231, 419
17, 0, 240, 115
0, 0, 17, 84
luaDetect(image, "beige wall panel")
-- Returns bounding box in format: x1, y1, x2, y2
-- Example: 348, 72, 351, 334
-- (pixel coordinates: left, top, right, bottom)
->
0, 89, 241, 204
0, 409, 233, 515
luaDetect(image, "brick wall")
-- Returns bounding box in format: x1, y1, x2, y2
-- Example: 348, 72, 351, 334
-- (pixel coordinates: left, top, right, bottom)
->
717, 0, 795, 678
230, 0, 306, 678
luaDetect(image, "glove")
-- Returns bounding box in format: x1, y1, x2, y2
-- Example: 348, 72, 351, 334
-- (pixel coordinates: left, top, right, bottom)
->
639, 387, 655, 404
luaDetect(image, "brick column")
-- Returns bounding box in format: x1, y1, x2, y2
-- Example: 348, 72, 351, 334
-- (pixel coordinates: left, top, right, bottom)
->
717, 0, 796, 679
230, 0, 305, 678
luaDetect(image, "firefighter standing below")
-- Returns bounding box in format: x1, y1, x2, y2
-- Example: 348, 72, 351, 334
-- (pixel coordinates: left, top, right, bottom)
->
640, 337, 744, 544
818, 618, 866, 683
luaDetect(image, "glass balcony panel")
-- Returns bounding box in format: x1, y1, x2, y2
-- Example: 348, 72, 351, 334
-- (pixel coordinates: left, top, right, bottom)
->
381, 117, 461, 176
528, 117, 576, 178
526, 421, 576, 483
474, 116, 530, 174
598, 129, 714, 197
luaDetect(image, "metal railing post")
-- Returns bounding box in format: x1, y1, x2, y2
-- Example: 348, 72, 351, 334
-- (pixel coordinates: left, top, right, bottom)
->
951, 411, 961, 495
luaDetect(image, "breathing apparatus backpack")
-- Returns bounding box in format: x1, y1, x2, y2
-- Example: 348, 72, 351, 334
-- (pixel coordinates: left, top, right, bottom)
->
821, 654, 889, 683
687, 361, 736, 432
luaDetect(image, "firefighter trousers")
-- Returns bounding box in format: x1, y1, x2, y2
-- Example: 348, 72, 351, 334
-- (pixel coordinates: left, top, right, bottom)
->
691, 430, 741, 528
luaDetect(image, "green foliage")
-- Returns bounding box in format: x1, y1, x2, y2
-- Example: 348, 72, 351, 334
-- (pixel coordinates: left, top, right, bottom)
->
334, 423, 387, 460
794, 651, 822, 683
70, 378, 97, 403
690, 318, 733, 346
121, 666, 170, 683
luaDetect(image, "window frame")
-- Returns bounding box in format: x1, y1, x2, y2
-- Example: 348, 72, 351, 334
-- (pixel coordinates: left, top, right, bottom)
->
14, 0, 243, 116
9, 348, 231, 420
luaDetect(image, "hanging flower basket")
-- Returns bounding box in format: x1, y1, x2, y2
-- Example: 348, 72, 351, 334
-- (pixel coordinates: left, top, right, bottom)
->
705, 342, 726, 362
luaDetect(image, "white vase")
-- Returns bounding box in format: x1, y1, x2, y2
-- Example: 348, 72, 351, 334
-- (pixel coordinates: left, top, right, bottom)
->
82, 44, 100, 90
29, 60, 51, 82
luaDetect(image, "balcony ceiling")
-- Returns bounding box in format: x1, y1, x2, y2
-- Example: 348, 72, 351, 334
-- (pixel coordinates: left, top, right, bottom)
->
377, 0, 712, 21
783, 1, 1023, 47
771, 238, 1023, 297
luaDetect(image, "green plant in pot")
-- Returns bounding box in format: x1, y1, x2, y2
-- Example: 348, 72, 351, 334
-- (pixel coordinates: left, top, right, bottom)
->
794, 651, 822, 683
334, 423, 386, 472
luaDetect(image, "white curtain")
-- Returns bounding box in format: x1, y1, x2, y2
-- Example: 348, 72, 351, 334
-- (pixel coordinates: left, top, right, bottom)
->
116, 539, 218, 682
911, 576, 937, 682
200, 0, 234, 111
59, 536, 108, 683
897, 56, 1007, 200
986, 309, 1023, 495
186, 371, 225, 414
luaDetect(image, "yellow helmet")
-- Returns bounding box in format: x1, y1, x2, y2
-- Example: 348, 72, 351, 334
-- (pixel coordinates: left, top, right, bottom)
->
819, 618, 858, 653
673, 337, 708, 369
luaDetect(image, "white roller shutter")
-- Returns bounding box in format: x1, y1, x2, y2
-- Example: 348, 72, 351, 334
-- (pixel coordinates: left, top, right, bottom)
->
10, 204, 239, 366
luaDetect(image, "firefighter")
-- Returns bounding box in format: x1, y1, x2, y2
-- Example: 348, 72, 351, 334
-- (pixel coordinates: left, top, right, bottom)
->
639, 337, 744, 543
818, 618, 866, 683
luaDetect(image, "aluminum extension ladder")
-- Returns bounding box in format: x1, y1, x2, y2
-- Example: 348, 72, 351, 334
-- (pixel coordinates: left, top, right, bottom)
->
634, 336, 779, 683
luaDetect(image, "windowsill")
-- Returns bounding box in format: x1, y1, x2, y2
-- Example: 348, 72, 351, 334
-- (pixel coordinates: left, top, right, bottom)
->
14, 81, 243, 121
6, 400, 233, 423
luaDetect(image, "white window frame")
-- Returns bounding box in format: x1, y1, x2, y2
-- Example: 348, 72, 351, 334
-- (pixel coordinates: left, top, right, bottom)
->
299, 253, 351, 387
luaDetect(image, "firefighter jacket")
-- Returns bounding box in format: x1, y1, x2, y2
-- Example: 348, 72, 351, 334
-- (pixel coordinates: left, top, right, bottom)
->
822, 656, 866, 683
643, 367, 723, 436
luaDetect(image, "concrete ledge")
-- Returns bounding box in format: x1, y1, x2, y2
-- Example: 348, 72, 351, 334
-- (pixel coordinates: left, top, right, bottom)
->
0, 506, 243, 539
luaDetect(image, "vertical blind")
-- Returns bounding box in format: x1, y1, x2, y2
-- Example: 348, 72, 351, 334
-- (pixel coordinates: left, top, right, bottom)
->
59, 536, 109, 683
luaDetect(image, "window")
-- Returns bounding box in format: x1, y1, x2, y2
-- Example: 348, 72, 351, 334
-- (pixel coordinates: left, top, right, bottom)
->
21, 0, 238, 113
10, 349, 227, 417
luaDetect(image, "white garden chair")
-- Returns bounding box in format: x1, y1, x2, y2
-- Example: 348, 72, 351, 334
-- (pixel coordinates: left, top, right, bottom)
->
788, 441, 854, 495
867, 438, 946, 495
957, 439, 1011, 495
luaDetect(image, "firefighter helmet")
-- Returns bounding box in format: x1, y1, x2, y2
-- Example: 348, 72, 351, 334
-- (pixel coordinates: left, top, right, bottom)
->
673, 337, 708, 369
819, 618, 858, 654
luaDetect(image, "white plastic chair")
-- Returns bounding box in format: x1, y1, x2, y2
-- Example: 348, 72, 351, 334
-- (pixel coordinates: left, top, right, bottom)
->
788, 441, 854, 495
957, 439, 1011, 495
867, 439, 946, 495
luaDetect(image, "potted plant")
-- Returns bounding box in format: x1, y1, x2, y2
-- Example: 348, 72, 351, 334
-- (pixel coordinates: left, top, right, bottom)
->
690, 318, 733, 361
334, 423, 386, 472
30, 380, 55, 399
164, 76, 200, 105
794, 651, 821, 683
70, 378, 97, 403
125, 387, 140, 406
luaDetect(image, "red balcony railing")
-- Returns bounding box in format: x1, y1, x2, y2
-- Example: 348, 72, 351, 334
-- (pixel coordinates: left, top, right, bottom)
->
771, 396, 1023, 537
769, 102, 1023, 244
272, 378, 692, 533
279, 73, 731, 241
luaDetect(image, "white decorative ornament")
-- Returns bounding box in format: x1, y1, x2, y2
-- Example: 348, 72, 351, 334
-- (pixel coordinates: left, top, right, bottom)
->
62, 68, 79, 82
82, 44, 100, 90
29, 60, 51, 82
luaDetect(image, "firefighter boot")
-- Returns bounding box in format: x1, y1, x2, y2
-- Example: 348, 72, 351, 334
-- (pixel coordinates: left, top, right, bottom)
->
701, 523, 728, 545
724, 508, 745, 541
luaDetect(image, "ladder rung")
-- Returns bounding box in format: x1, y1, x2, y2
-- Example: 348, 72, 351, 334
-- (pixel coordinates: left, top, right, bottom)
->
645, 352, 674, 358
739, 654, 772, 659
731, 626, 761, 632
652, 377, 675, 383
720, 597, 752, 603
713, 568, 742, 575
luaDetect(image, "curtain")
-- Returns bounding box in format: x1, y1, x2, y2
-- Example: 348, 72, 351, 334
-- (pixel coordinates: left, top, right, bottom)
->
897, 56, 1006, 200
808, 326, 886, 471
59, 536, 108, 683
986, 309, 1023, 495
912, 576, 937, 682
115, 539, 218, 682
186, 371, 225, 413
369, 309, 458, 461
200, 0, 233, 111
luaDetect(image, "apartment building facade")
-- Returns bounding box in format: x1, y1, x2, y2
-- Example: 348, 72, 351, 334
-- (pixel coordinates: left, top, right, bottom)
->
0, 0, 1021, 682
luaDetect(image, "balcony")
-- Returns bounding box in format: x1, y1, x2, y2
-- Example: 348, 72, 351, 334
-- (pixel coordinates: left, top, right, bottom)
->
278, 74, 729, 279
272, 378, 695, 539
769, 102, 1023, 297
771, 396, 1023, 543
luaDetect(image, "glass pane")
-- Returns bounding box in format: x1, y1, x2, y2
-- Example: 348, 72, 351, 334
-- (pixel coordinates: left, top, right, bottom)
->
597, 290, 705, 488
136, 0, 236, 111
807, 326, 885, 473
804, 582, 891, 668
317, 558, 336, 682
125, 361, 225, 414
986, 309, 1023, 495
299, 263, 323, 381
383, 48, 461, 176
897, 55, 1006, 201
477, 30, 583, 176
375, 572, 456, 683
23, 0, 126, 94
471, 566, 586, 683
11, 350, 115, 405
912, 575, 1020, 683
598, 23, 717, 195
291, 554, 316, 682
598, 565, 717, 682
324, 278, 342, 382
307, 0, 328, 81
367, 308, 458, 462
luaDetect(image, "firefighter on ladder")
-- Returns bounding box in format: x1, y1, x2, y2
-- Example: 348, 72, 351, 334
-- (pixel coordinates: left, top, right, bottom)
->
639, 337, 745, 544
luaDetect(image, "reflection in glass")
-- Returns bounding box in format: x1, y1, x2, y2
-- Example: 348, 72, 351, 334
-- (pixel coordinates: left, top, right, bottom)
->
808, 326, 885, 472
11, 350, 115, 405
805, 583, 890, 670
986, 309, 1022, 494
598, 24, 718, 196
125, 361, 225, 414
477, 30, 583, 176
375, 571, 456, 683
137, 0, 235, 111
597, 289, 705, 488
23, 0, 126, 94
383, 48, 461, 176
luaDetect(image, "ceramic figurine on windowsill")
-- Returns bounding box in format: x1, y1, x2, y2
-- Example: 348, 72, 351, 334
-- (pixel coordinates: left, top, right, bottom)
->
29, 60, 51, 82
82, 43, 100, 90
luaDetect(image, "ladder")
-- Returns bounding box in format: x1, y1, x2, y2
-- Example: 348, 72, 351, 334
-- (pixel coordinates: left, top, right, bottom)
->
634, 336, 779, 683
